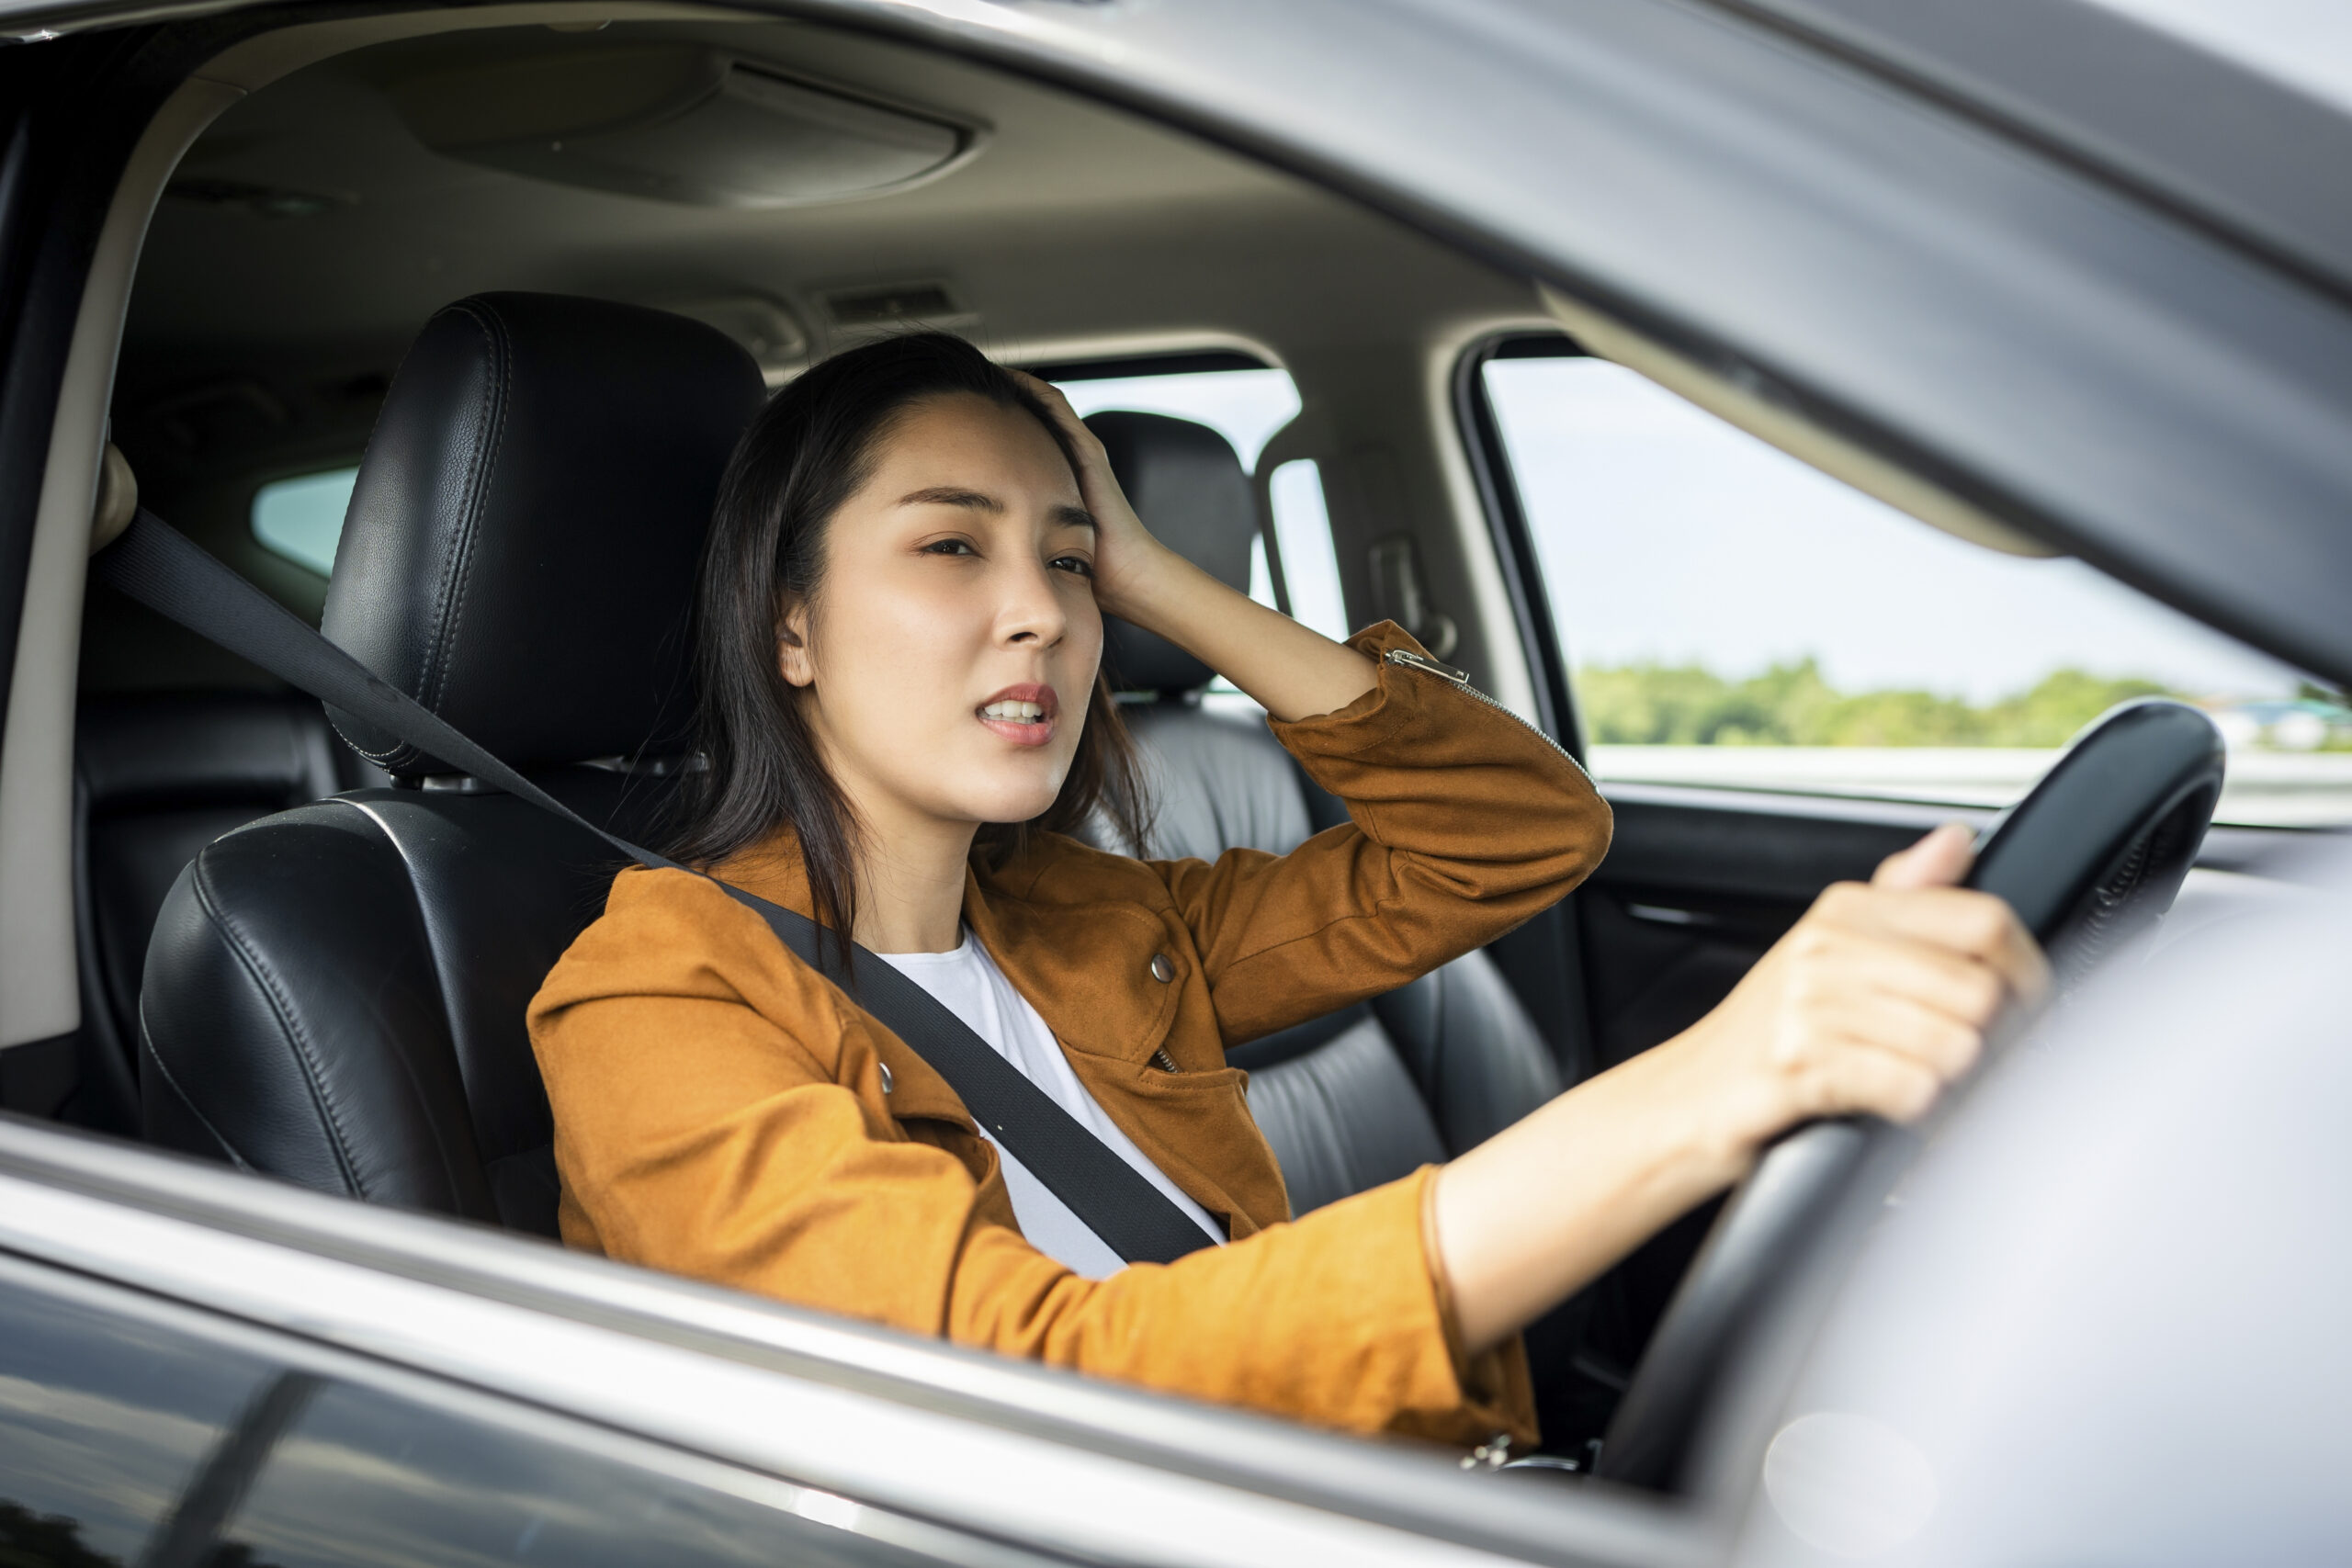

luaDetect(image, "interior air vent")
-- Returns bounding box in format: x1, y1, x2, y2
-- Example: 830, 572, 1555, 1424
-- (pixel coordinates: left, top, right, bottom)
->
388, 45, 971, 209
824, 283, 966, 329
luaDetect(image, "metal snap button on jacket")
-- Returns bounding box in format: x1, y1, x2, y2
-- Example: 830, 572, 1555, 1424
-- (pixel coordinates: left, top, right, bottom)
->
1149, 953, 1176, 983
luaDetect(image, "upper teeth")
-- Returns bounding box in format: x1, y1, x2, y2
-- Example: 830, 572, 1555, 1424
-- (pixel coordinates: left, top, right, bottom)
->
983, 700, 1046, 722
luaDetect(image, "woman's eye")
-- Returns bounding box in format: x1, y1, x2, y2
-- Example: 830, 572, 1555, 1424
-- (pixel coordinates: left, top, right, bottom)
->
921, 538, 978, 557
1050, 555, 1095, 579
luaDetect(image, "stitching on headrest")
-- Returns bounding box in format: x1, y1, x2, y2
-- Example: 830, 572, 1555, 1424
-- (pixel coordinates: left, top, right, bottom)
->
423, 300, 514, 724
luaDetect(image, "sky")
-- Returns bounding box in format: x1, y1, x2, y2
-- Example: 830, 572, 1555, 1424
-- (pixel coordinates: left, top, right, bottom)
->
1485, 359, 2310, 704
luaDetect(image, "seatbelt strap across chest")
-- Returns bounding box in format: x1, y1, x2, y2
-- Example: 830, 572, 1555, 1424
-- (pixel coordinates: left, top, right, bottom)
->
95, 509, 1217, 1268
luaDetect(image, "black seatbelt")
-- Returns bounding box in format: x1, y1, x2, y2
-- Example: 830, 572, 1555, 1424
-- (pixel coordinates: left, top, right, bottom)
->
96, 509, 1217, 1267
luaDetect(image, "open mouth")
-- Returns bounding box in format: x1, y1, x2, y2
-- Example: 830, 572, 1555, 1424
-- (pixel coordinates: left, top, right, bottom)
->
977, 682, 1058, 747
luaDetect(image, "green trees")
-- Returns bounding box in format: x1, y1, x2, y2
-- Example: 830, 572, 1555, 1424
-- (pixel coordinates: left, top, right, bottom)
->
1575, 659, 2174, 748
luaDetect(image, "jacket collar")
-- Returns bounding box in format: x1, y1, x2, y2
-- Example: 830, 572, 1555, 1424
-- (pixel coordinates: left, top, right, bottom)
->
707, 829, 1238, 1226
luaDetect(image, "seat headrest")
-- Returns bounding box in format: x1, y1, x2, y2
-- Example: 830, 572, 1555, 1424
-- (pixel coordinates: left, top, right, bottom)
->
323, 293, 767, 777
1087, 411, 1258, 696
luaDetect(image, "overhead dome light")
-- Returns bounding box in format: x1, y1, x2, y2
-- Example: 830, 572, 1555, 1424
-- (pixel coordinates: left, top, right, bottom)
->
388, 45, 974, 209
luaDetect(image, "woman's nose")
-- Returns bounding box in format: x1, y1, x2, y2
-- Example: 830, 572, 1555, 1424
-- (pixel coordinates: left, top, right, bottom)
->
998, 558, 1069, 648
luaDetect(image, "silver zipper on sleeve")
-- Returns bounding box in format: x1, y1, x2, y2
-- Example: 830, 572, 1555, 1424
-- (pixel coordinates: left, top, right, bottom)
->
1383, 647, 1586, 771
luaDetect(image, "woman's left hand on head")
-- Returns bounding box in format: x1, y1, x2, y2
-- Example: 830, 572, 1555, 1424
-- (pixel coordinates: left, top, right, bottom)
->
1013, 371, 1174, 621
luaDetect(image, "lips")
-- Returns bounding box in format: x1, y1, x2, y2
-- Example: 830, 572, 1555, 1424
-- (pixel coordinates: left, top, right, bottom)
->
977, 682, 1058, 747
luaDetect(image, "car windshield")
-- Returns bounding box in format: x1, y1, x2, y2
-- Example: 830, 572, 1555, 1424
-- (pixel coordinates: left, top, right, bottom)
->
1483, 350, 2352, 829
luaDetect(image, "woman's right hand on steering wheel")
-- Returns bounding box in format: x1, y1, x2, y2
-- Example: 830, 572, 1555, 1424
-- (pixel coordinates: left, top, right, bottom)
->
1432, 823, 2049, 1356
1668, 821, 2051, 1172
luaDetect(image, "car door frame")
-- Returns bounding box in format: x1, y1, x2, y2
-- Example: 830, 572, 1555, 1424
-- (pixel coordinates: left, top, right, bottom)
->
0, 1115, 1706, 1568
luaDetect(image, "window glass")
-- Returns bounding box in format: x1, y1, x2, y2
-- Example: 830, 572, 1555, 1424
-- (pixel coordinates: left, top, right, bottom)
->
218, 1380, 957, 1568
0, 1261, 273, 1565
0, 1257, 1017, 1568
1483, 352, 2352, 827
252, 468, 358, 577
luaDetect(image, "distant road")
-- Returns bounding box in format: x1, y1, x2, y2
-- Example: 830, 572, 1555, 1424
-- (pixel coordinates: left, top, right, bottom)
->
1589, 746, 2352, 828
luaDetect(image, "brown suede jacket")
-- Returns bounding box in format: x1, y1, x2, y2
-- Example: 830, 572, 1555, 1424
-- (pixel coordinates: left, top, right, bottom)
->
527, 623, 1612, 1445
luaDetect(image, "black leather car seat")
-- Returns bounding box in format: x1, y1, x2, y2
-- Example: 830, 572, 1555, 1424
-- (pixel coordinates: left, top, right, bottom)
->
137, 293, 766, 1235
71, 691, 367, 1129
1084, 412, 1565, 1215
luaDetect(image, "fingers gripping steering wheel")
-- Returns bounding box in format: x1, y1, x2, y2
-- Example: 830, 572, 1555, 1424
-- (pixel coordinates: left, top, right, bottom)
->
1591, 700, 2226, 1493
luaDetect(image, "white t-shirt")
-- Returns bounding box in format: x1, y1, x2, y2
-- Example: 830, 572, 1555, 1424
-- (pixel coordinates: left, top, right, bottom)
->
876, 931, 1225, 1279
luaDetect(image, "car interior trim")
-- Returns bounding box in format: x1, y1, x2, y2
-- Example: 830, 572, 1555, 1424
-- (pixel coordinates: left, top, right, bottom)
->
1448, 330, 1582, 757
0, 75, 240, 1052
1422, 323, 1548, 729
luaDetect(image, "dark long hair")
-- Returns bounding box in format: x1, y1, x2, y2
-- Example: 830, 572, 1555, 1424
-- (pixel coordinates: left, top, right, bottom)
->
666, 332, 1152, 953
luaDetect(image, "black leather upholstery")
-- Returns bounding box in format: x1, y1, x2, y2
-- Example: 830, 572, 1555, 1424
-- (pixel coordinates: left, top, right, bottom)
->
72, 692, 360, 1127
139, 294, 765, 1233
1093, 412, 1258, 696
141, 774, 662, 1232
325, 292, 760, 776
1081, 412, 1564, 1216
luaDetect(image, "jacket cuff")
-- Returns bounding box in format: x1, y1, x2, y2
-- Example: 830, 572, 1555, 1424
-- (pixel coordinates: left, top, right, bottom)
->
1402, 1166, 1541, 1449
1263, 621, 1430, 757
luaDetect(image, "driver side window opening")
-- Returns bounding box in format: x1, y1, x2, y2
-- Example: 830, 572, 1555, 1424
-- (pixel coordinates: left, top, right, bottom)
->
1474, 337, 2352, 829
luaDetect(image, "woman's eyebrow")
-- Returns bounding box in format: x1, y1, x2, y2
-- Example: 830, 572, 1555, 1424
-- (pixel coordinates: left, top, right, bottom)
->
897, 487, 1094, 532
898, 485, 1001, 512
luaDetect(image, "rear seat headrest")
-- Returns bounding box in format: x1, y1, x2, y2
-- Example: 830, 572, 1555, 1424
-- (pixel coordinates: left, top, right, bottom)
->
323, 292, 766, 778
1085, 411, 1259, 697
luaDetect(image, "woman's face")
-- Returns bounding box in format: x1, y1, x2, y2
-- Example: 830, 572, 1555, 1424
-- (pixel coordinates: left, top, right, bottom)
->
781, 391, 1101, 837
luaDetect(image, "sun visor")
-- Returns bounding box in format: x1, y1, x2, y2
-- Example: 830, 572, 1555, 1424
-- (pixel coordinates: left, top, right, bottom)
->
389, 45, 972, 209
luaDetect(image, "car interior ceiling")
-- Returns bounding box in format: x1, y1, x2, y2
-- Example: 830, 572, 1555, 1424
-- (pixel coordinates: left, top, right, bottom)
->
70, 6, 1862, 1464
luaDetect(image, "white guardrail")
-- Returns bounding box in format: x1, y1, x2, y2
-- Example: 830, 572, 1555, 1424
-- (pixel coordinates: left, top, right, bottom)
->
1587, 747, 2352, 829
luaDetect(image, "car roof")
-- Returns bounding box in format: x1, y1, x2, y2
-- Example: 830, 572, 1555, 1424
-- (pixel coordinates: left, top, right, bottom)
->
1724, 0, 2352, 304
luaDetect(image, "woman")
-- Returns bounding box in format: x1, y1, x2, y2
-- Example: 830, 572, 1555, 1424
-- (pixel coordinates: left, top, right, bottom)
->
528, 333, 2045, 1446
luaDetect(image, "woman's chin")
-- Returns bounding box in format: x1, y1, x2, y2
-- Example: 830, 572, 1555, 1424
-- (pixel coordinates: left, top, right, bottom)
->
950, 778, 1070, 830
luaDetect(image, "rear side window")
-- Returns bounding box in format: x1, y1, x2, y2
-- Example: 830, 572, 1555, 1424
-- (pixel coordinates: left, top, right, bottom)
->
1475, 342, 2352, 828
252, 467, 359, 576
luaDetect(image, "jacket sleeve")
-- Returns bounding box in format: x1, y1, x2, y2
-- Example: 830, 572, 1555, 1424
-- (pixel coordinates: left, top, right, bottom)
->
1155, 620, 1611, 1046
529, 868, 1533, 1444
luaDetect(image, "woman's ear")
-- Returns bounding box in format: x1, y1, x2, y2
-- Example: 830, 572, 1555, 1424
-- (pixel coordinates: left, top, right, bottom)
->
775, 595, 816, 688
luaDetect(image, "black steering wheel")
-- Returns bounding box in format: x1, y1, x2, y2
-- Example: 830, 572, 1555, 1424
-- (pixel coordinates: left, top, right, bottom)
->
1590, 700, 2225, 1493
